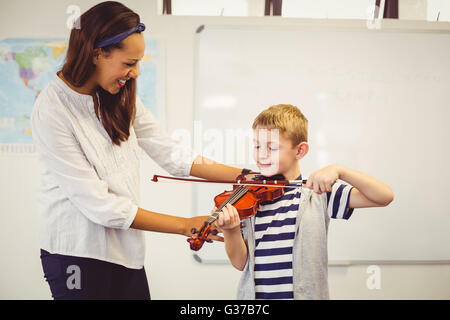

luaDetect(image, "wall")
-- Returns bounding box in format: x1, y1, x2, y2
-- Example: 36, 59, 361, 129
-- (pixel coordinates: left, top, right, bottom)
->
0, 0, 449, 299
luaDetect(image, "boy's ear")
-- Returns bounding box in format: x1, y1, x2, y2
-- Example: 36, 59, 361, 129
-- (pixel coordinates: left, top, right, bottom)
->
295, 142, 309, 160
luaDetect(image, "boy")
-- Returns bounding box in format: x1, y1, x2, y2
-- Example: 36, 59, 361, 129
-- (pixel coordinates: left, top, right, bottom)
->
217, 104, 394, 300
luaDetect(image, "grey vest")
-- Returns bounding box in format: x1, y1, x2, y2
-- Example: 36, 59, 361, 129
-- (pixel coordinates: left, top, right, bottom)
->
236, 187, 330, 300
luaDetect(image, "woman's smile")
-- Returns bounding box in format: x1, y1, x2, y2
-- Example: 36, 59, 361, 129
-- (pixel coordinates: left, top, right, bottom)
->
117, 78, 127, 88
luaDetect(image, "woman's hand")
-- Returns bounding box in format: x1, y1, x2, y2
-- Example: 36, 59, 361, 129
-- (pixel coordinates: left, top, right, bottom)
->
184, 215, 224, 242
304, 164, 341, 194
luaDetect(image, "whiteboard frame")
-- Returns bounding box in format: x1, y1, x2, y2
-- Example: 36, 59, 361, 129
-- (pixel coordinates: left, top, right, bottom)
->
191, 19, 450, 265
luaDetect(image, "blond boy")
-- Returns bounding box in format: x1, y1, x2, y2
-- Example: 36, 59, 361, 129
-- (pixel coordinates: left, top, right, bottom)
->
217, 104, 394, 299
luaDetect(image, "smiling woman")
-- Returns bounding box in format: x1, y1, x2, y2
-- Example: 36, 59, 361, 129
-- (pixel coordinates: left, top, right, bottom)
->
61, 1, 145, 145
95, 33, 145, 93
31, 1, 243, 300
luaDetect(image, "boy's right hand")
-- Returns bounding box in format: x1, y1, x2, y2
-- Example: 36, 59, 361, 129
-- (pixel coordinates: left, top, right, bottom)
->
217, 203, 241, 231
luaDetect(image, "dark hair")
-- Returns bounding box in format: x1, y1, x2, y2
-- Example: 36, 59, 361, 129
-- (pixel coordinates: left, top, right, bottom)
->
61, 1, 141, 145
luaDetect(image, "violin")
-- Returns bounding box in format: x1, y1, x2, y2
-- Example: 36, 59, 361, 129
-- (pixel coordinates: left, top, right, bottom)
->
151, 173, 307, 251
189, 173, 289, 251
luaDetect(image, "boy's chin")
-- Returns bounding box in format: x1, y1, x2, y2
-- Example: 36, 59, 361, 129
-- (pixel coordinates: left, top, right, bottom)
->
258, 165, 280, 177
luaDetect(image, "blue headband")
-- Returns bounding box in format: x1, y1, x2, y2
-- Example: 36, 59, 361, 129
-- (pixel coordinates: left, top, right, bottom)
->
95, 23, 146, 49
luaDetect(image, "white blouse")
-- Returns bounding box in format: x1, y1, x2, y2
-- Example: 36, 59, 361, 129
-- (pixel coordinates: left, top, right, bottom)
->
31, 75, 195, 269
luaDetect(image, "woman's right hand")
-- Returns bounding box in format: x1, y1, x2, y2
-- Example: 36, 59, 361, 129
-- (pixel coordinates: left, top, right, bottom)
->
185, 215, 223, 242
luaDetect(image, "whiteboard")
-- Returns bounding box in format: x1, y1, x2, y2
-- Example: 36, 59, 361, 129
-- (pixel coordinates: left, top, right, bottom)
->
192, 22, 450, 263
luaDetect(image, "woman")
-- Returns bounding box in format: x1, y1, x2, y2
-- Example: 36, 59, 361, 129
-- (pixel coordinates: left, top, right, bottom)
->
31, 1, 242, 300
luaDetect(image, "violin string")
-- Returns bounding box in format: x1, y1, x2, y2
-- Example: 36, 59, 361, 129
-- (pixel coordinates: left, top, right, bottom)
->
220, 186, 248, 209
205, 181, 311, 225
207, 185, 249, 224
155, 177, 307, 226
207, 186, 247, 223
155, 178, 306, 189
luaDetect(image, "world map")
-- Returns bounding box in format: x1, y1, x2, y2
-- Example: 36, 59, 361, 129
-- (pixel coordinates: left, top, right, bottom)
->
0, 38, 163, 153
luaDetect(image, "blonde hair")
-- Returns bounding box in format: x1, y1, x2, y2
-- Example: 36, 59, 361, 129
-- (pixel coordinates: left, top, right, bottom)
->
252, 104, 308, 146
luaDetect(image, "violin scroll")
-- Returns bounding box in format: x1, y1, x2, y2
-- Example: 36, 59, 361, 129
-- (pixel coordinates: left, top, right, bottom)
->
187, 222, 212, 251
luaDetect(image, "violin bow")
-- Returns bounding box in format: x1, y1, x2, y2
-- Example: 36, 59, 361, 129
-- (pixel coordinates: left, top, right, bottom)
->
152, 174, 308, 188
152, 174, 308, 251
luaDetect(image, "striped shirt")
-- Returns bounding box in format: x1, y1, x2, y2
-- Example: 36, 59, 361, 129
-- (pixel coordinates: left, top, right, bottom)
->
253, 175, 354, 300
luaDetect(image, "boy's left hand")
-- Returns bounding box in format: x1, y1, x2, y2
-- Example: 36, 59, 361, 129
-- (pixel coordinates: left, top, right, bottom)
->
305, 164, 341, 194
217, 203, 241, 231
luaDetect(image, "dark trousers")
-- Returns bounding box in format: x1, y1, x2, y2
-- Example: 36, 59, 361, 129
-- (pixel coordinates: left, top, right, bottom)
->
40, 249, 151, 300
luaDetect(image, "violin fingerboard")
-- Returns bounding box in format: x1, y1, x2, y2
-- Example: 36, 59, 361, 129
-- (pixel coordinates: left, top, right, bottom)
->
207, 185, 249, 224
207, 212, 221, 224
